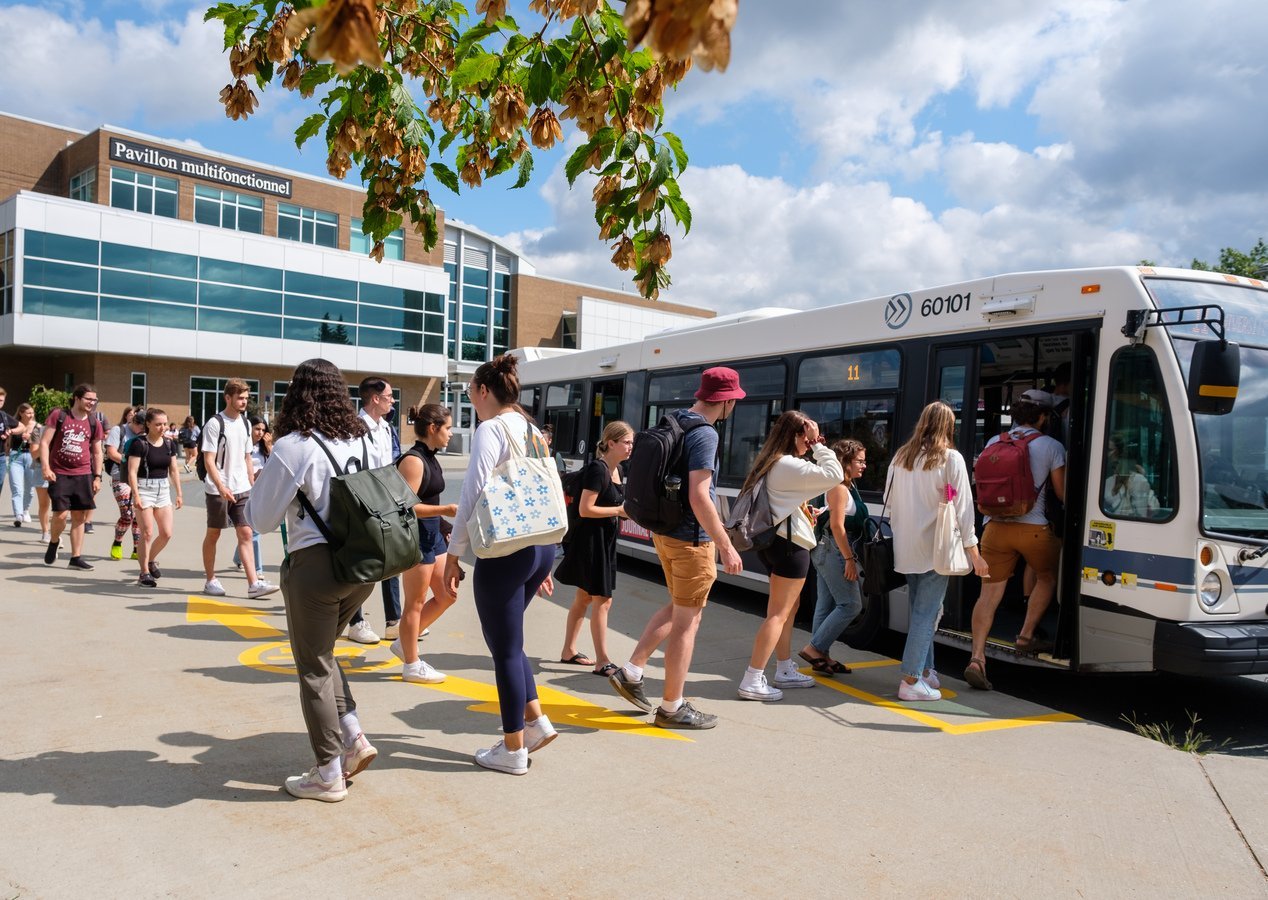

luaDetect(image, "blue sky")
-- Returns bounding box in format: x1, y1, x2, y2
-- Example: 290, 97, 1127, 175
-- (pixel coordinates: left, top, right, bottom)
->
3, 0, 1267, 314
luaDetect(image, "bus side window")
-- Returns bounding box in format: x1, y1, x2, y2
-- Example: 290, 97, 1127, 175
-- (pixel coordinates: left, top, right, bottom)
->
1101, 347, 1178, 521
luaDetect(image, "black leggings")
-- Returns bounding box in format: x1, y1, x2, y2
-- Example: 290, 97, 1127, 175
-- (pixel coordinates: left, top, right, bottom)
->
473, 544, 556, 733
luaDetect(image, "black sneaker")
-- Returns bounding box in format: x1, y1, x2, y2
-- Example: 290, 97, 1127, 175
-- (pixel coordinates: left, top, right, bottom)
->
148, 562, 162, 579
138, 573, 157, 587
608, 669, 653, 713
68, 556, 94, 570
44, 540, 59, 565
654, 701, 718, 730
84, 523, 94, 534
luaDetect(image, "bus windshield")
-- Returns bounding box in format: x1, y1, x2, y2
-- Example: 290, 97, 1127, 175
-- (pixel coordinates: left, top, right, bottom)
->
1147, 277, 1268, 537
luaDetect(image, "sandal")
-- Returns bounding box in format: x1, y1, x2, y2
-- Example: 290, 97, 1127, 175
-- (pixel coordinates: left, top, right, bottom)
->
593, 662, 619, 677
559, 652, 596, 666
797, 650, 839, 676
1014, 634, 1053, 656
963, 657, 993, 691
825, 659, 852, 674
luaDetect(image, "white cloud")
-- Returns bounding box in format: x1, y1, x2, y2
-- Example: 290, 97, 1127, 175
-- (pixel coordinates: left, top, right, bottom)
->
0, 3, 226, 129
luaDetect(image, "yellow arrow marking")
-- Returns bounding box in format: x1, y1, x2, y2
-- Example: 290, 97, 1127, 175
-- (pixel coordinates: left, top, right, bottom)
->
186, 595, 283, 639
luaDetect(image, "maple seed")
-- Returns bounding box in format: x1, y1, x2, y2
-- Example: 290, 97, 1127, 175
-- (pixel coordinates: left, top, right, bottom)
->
529, 107, 563, 149
647, 233, 672, 266
610, 237, 637, 271
288, 0, 384, 75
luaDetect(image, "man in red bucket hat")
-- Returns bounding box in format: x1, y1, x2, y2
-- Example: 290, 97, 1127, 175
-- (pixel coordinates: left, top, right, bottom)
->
608, 367, 745, 729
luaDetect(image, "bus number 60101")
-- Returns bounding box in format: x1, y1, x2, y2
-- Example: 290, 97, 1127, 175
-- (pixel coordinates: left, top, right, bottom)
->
921, 292, 971, 316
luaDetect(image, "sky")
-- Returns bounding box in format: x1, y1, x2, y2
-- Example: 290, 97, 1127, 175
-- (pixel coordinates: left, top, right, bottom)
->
2, 0, 1266, 316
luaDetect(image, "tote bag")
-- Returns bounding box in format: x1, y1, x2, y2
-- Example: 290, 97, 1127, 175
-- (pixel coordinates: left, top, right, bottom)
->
468, 417, 569, 559
933, 475, 972, 577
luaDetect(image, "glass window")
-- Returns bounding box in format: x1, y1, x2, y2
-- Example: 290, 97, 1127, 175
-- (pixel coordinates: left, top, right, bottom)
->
461, 343, 486, 362
358, 326, 422, 352
102, 242, 198, 279
193, 185, 264, 234
359, 305, 423, 331
350, 218, 404, 259
23, 287, 97, 319
70, 168, 96, 203
199, 307, 282, 339
285, 271, 357, 301
463, 284, 488, 306
24, 231, 98, 265
285, 294, 357, 322
1100, 346, 1178, 522
283, 317, 355, 344
424, 334, 443, 354
25, 259, 99, 293
360, 283, 405, 308
101, 270, 197, 305
199, 257, 281, 291
463, 266, 489, 287
131, 372, 147, 407
0, 230, 12, 316
648, 370, 704, 403
717, 400, 783, 487
733, 362, 786, 397
797, 396, 896, 493
462, 324, 487, 344
109, 168, 178, 218
200, 282, 281, 315
463, 302, 488, 325
100, 296, 197, 330
277, 203, 338, 248
798, 349, 902, 393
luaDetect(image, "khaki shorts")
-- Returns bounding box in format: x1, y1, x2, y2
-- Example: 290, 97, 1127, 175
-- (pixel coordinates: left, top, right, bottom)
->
651, 534, 717, 608
206, 492, 250, 530
981, 520, 1062, 584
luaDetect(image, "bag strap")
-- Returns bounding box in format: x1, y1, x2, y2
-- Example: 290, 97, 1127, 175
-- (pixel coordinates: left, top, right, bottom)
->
295, 432, 347, 545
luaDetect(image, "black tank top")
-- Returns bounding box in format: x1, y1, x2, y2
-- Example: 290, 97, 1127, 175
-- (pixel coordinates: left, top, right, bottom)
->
400, 441, 444, 506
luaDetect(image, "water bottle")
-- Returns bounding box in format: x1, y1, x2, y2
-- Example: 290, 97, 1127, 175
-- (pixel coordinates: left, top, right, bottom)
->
664, 475, 681, 501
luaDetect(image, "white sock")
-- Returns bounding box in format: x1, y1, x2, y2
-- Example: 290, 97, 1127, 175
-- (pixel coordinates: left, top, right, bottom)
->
622, 662, 643, 682
339, 712, 361, 748
660, 697, 683, 714
318, 758, 342, 783
525, 716, 539, 727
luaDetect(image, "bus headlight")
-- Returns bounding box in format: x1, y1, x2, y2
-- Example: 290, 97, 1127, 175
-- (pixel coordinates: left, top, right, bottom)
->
1199, 572, 1223, 608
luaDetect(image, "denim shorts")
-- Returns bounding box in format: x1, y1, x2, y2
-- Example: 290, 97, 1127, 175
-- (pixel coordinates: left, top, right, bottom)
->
418, 517, 448, 564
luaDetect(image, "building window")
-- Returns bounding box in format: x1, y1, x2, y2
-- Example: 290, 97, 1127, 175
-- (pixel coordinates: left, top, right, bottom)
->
189, 376, 261, 427
70, 168, 96, 203
0, 230, 12, 316
350, 219, 404, 259
277, 203, 337, 248
194, 185, 263, 234
560, 311, 577, 349
131, 372, 147, 407
109, 168, 178, 218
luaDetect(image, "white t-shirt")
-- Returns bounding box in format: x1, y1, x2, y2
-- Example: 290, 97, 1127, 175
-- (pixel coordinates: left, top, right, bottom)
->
358, 409, 394, 468
980, 426, 1066, 525
201, 412, 254, 495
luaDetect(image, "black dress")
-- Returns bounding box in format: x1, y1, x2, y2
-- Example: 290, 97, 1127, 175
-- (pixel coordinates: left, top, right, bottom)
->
555, 459, 623, 596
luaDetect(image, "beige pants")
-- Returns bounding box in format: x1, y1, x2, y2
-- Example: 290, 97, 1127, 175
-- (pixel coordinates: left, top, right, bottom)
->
281, 544, 376, 765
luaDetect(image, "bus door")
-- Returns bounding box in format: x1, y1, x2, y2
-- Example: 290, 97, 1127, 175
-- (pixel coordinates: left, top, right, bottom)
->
585, 378, 625, 460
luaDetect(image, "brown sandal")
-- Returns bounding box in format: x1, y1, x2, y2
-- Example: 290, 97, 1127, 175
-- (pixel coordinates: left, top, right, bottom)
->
963, 657, 993, 691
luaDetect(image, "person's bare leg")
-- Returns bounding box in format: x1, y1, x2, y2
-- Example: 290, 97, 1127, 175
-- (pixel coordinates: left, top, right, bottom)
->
202, 528, 220, 580
971, 581, 1009, 663
235, 523, 259, 584
1018, 573, 1057, 641
629, 602, 674, 669
590, 597, 613, 668
661, 604, 705, 705
50, 509, 69, 544
136, 507, 155, 574
150, 506, 174, 562
748, 575, 802, 669
398, 561, 436, 664
775, 594, 802, 664
560, 589, 592, 660
68, 510, 87, 557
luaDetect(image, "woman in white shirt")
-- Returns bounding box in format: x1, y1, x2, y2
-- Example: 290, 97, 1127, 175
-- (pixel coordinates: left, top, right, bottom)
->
737, 410, 843, 701
443, 354, 558, 776
246, 358, 378, 803
885, 401, 989, 702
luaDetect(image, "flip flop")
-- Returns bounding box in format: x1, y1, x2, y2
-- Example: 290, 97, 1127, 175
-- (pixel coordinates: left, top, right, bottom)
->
798, 650, 836, 676
592, 662, 619, 677
559, 652, 596, 666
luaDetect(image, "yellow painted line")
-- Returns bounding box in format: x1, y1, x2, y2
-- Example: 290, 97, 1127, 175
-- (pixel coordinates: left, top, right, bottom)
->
804, 668, 1080, 735
187, 595, 283, 639
238, 641, 688, 742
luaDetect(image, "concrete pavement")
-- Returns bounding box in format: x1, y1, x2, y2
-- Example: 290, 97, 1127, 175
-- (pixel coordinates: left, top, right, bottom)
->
1, 466, 1265, 897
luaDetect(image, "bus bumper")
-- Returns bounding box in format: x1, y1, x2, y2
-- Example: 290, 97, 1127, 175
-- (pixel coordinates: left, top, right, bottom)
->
1153, 621, 1268, 676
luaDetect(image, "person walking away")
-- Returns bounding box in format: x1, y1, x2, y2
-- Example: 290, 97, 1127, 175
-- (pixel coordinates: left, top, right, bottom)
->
8, 403, 38, 526
608, 367, 746, 729
127, 408, 183, 587
0, 387, 27, 517
443, 354, 560, 775
885, 401, 989, 701
105, 406, 144, 561
201, 379, 277, 599
736, 411, 843, 701
233, 416, 271, 576
966, 392, 1066, 689
554, 421, 634, 676
344, 376, 401, 644
179, 416, 201, 473
39, 384, 105, 569
27, 414, 52, 540
388, 403, 459, 683
799, 440, 869, 675
246, 358, 380, 802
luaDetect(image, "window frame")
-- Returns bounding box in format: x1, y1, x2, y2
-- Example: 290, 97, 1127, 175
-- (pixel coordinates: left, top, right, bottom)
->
1098, 344, 1179, 524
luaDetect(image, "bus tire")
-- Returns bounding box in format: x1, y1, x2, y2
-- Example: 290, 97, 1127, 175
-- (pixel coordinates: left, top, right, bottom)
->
841, 589, 888, 649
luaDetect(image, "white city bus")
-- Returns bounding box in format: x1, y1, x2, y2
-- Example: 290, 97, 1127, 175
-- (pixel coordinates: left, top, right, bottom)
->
515, 266, 1268, 676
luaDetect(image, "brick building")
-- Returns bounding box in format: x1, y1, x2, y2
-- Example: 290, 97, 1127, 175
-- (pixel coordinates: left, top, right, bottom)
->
0, 111, 712, 438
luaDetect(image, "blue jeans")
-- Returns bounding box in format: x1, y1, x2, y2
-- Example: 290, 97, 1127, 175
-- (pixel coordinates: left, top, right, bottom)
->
350, 576, 402, 627
232, 530, 262, 572
0, 451, 8, 504
900, 570, 948, 679
9, 451, 37, 519
809, 538, 863, 654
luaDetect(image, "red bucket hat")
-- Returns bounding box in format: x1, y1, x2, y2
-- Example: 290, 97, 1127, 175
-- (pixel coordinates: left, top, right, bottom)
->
695, 367, 746, 402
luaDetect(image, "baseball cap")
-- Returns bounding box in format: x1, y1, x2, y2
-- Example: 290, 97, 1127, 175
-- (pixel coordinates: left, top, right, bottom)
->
695, 367, 746, 402
1020, 388, 1054, 409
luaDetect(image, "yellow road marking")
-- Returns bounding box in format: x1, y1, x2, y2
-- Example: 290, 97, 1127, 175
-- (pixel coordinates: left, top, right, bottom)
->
187, 595, 283, 639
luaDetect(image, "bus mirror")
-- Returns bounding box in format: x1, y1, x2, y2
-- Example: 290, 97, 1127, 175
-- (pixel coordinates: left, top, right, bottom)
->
1187, 340, 1240, 415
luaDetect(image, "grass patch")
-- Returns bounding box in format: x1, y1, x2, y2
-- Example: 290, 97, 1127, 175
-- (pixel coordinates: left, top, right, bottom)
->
1120, 710, 1231, 755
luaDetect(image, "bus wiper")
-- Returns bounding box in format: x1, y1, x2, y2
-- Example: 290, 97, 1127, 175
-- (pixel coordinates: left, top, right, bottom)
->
1238, 545, 1268, 563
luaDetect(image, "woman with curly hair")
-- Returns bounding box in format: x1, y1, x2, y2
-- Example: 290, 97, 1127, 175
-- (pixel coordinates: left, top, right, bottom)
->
246, 358, 376, 802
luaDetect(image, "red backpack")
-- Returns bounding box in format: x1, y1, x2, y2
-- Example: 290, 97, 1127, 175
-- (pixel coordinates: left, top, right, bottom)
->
975, 431, 1043, 517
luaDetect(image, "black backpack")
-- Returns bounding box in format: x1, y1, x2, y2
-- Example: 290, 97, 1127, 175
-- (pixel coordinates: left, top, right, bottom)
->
623, 412, 712, 535
195, 413, 251, 481
723, 472, 790, 552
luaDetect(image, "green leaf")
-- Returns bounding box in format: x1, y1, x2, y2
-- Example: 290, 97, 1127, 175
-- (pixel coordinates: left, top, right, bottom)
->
666, 192, 692, 235
438, 129, 459, 155
663, 132, 688, 172
564, 139, 597, 186
511, 152, 534, 189
430, 162, 461, 194
300, 64, 333, 97
294, 113, 326, 149
417, 210, 439, 250
527, 58, 553, 107
648, 146, 672, 189
489, 148, 516, 178
390, 82, 417, 116
452, 52, 500, 89
403, 118, 431, 146
455, 23, 501, 63
618, 129, 640, 159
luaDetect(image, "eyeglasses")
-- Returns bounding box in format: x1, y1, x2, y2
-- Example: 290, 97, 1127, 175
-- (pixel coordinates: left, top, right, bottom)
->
82, 396, 99, 403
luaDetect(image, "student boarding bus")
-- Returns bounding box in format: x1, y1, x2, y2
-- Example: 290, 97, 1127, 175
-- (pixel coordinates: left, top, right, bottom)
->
514, 266, 1268, 677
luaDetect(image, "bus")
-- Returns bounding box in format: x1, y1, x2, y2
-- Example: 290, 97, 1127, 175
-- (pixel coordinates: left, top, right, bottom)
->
514, 266, 1268, 677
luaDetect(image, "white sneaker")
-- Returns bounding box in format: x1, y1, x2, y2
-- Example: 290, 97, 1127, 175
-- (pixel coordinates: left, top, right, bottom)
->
773, 668, 817, 689
342, 733, 378, 779
402, 658, 446, 684
524, 715, 557, 753
346, 620, 380, 644
474, 740, 528, 775
40, 531, 52, 542
421, 627, 430, 638
923, 670, 941, 690
383, 622, 399, 640
283, 767, 347, 802
898, 678, 942, 702
23, 513, 32, 523
738, 672, 784, 702
389, 638, 406, 661
203, 578, 227, 597
247, 580, 280, 599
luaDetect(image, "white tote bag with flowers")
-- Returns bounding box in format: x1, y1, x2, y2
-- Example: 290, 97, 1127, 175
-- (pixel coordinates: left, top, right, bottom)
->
468, 416, 568, 559
933, 476, 972, 576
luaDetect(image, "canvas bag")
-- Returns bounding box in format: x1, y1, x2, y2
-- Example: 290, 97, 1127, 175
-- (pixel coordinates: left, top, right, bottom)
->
861, 486, 905, 595
933, 474, 972, 576
468, 416, 568, 559
724, 473, 790, 553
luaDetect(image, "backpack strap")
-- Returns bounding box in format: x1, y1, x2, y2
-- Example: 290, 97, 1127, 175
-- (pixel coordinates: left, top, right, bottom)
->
295, 432, 342, 542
